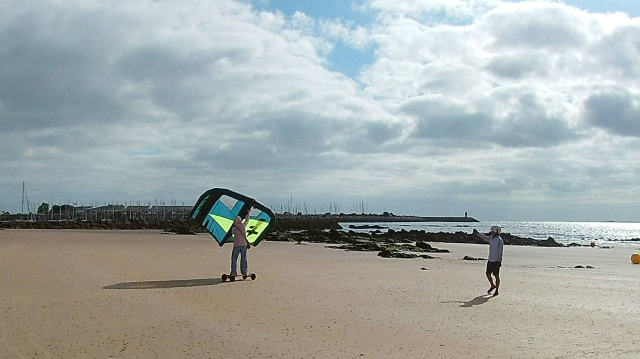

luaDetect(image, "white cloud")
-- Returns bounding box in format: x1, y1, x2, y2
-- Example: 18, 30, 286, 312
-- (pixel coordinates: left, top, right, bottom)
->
363, 1, 639, 143
320, 20, 372, 49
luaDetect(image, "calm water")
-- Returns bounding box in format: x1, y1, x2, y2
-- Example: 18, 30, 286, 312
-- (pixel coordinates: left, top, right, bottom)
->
339, 221, 640, 246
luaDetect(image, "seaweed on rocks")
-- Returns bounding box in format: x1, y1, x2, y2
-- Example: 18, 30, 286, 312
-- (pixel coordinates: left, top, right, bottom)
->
377, 249, 437, 259
268, 227, 565, 248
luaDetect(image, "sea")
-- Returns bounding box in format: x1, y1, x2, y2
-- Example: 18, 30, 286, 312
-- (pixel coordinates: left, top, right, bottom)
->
339, 221, 640, 247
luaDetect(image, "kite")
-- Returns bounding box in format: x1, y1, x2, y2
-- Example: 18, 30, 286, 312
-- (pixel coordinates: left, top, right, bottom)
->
190, 188, 276, 247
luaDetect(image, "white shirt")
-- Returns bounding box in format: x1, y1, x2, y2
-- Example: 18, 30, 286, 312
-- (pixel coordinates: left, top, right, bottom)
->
479, 233, 504, 262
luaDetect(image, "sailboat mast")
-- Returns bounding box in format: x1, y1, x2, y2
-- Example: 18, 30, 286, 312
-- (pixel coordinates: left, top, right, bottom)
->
22, 182, 25, 221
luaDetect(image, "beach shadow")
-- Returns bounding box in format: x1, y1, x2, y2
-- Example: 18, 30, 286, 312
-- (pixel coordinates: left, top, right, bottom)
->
460, 295, 493, 307
443, 295, 493, 307
103, 278, 223, 290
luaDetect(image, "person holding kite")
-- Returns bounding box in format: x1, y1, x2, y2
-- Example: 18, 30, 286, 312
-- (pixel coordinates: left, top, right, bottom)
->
190, 188, 276, 281
230, 206, 252, 276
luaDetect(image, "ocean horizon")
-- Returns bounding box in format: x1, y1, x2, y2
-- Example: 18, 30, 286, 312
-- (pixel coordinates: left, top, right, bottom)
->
339, 220, 640, 246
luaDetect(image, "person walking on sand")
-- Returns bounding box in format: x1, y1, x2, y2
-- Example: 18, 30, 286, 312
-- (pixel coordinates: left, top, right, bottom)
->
230, 206, 252, 276
474, 226, 503, 296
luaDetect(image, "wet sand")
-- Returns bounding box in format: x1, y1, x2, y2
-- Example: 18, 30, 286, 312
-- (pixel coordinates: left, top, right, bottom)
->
1, 230, 639, 358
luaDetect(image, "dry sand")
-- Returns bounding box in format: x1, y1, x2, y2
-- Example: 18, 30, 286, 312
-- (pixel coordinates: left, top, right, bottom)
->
1, 229, 639, 358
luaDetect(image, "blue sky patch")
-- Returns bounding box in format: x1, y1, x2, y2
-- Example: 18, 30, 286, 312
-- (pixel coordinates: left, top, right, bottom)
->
250, 0, 377, 79
326, 41, 375, 79
251, 0, 375, 24
563, 0, 639, 17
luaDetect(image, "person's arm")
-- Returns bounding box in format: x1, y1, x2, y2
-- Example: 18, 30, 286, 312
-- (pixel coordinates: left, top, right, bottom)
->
242, 208, 251, 225
473, 229, 490, 243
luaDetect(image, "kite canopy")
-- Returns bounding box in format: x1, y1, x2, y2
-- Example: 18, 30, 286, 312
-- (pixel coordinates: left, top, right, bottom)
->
190, 188, 276, 247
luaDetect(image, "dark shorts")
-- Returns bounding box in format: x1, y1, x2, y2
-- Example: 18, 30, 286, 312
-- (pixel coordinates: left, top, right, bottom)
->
486, 261, 501, 276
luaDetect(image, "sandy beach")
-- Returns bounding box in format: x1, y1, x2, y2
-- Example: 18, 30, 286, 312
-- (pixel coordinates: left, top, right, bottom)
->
1, 230, 639, 358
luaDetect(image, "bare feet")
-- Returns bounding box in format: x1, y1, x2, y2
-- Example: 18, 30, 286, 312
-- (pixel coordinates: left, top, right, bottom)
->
487, 285, 496, 294
493, 289, 499, 296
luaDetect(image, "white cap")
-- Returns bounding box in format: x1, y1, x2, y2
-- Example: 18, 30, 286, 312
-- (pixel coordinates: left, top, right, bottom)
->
490, 226, 501, 234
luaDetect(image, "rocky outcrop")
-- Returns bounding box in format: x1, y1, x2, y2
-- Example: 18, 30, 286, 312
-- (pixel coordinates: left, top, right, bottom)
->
377, 249, 437, 259
264, 226, 565, 248
0, 219, 204, 233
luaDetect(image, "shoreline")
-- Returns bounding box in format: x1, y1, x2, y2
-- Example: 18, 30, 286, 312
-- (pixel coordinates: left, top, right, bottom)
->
3, 218, 640, 247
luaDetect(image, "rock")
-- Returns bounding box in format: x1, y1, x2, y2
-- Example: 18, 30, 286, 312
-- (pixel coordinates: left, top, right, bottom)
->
393, 252, 419, 259
416, 241, 432, 250
167, 221, 197, 235
463, 256, 486, 261
432, 248, 450, 253
558, 265, 595, 269
377, 249, 418, 259
329, 243, 384, 252
540, 237, 564, 247
378, 249, 392, 258
385, 243, 448, 253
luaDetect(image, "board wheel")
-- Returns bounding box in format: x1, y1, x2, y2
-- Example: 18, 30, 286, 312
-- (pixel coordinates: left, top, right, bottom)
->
242, 275, 247, 280
229, 275, 235, 282
250, 273, 256, 280
221, 274, 228, 282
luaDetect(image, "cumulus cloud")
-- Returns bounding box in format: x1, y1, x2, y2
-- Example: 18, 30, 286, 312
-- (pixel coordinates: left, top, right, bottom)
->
483, 2, 588, 50
320, 19, 372, 49
584, 89, 640, 136
363, 1, 640, 146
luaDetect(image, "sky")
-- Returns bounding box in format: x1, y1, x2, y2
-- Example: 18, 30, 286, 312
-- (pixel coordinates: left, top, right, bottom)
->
1, 0, 640, 221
